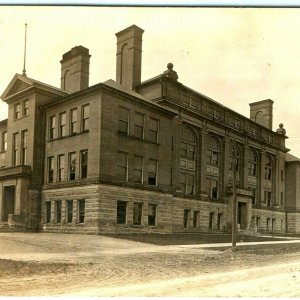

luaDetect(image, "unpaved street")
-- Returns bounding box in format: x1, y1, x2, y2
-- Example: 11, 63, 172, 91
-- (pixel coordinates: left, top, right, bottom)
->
0, 232, 300, 297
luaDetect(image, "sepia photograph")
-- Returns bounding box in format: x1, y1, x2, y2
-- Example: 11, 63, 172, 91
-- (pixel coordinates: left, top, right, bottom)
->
1, 5, 300, 296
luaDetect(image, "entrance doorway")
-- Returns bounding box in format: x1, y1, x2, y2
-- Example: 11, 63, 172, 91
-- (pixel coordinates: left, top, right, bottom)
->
2, 186, 15, 222
237, 202, 247, 229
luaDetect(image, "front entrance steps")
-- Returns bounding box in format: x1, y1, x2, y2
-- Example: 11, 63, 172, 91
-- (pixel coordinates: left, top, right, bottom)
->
0, 222, 35, 232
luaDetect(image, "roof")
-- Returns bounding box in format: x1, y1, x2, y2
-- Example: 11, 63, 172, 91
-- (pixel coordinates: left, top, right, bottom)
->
286, 153, 300, 162
1, 73, 68, 101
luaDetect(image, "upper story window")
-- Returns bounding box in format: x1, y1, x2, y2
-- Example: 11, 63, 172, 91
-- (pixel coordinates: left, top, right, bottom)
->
70, 108, 78, 135
248, 149, 258, 176
68, 152, 76, 181
57, 154, 65, 182
1, 131, 7, 152
149, 118, 159, 143
265, 155, 273, 180
207, 136, 220, 167
21, 130, 28, 165
23, 100, 29, 116
148, 159, 158, 186
47, 156, 54, 183
14, 103, 21, 119
12, 132, 19, 166
49, 115, 56, 141
117, 151, 128, 181
229, 144, 241, 172
59, 112, 67, 138
180, 126, 197, 195
133, 155, 143, 184
81, 104, 90, 132
134, 112, 144, 139
118, 107, 129, 135
80, 150, 88, 179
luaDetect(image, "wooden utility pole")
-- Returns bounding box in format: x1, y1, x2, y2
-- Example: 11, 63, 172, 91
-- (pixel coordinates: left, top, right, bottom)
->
232, 140, 237, 251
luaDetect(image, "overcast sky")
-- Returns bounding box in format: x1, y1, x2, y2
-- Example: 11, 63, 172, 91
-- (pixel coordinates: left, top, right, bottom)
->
1, 7, 300, 156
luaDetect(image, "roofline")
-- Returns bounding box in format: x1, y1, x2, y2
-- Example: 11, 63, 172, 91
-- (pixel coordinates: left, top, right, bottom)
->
0, 118, 8, 126
41, 81, 178, 117
138, 75, 285, 137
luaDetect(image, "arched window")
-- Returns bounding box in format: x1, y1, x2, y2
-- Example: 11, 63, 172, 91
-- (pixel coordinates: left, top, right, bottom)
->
248, 149, 258, 176
179, 126, 196, 195
207, 136, 220, 166
206, 135, 221, 200
229, 144, 241, 172
265, 155, 272, 180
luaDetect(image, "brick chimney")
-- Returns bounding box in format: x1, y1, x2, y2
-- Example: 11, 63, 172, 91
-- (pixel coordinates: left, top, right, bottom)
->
115, 25, 144, 91
60, 46, 91, 93
249, 99, 273, 130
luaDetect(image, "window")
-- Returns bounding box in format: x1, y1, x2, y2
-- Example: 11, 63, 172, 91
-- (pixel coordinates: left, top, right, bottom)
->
66, 200, 73, 223
207, 136, 220, 166
148, 204, 156, 226
23, 100, 29, 116
267, 218, 271, 231
183, 209, 190, 228
206, 179, 218, 199
229, 144, 241, 172
272, 219, 276, 233
265, 191, 272, 206
281, 170, 284, 181
21, 130, 28, 165
49, 115, 56, 140
117, 201, 127, 224
82, 104, 90, 131
117, 152, 128, 181
80, 150, 88, 179
45, 202, 51, 223
14, 103, 21, 119
57, 154, 65, 182
193, 211, 199, 228
12, 132, 19, 166
217, 213, 223, 230
59, 112, 67, 137
55, 201, 62, 223
148, 159, 158, 186
280, 192, 283, 205
209, 212, 214, 230
265, 155, 272, 180
47, 156, 54, 183
133, 155, 143, 183
256, 217, 260, 230
134, 112, 144, 139
118, 107, 129, 134
78, 199, 85, 224
70, 108, 77, 135
180, 173, 194, 195
248, 149, 258, 176
133, 202, 143, 225
1, 131, 7, 152
251, 188, 257, 205
149, 118, 159, 143
68, 152, 76, 181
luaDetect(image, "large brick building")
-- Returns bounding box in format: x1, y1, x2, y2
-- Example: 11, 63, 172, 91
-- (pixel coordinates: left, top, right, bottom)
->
0, 25, 299, 234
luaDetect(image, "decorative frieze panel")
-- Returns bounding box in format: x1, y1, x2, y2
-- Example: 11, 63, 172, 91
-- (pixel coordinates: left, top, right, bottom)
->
248, 176, 257, 185
180, 158, 195, 171
264, 180, 272, 189
206, 165, 219, 177
228, 170, 240, 181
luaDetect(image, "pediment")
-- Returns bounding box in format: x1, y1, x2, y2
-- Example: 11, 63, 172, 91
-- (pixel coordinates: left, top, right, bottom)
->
1, 74, 33, 100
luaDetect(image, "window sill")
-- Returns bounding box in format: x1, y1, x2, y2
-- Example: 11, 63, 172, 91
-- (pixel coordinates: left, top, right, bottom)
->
48, 130, 89, 142
13, 115, 29, 122
117, 131, 160, 145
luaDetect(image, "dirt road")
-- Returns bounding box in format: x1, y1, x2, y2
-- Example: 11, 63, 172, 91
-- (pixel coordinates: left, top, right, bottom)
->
0, 232, 300, 297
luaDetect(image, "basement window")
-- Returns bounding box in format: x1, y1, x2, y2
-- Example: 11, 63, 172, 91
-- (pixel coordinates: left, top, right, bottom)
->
117, 201, 127, 224
183, 209, 190, 228
45, 202, 51, 223
148, 204, 156, 226
133, 202, 143, 225
66, 200, 73, 223
55, 201, 62, 223
78, 199, 85, 224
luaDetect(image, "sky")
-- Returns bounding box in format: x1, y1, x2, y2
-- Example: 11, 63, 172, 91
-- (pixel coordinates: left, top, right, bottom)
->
1, 7, 300, 156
